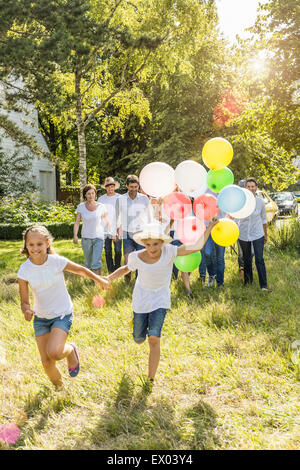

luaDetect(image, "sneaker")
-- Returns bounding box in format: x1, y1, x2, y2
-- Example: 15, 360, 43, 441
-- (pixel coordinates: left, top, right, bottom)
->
186, 290, 193, 298
199, 276, 206, 285
207, 276, 215, 287
261, 287, 272, 292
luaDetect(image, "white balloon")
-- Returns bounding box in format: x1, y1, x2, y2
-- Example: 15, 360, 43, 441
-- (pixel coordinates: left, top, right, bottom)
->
228, 188, 256, 218
175, 160, 207, 197
139, 162, 175, 198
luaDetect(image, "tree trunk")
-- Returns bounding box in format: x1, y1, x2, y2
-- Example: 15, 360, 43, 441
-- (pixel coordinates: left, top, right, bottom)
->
75, 69, 87, 201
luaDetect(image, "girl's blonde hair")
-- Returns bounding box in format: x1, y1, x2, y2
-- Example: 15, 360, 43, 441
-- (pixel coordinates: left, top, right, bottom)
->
21, 225, 55, 257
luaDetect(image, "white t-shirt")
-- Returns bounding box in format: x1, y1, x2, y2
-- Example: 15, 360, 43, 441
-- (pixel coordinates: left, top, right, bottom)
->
98, 193, 120, 236
127, 244, 178, 313
17, 254, 73, 319
116, 192, 153, 237
76, 202, 107, 239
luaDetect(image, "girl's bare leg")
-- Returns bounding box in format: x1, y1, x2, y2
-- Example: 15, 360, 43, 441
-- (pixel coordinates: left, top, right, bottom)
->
36, 333, 63, 387
181, 272, 191, 292
148, 336, 161, 380
36, 329, 78, 386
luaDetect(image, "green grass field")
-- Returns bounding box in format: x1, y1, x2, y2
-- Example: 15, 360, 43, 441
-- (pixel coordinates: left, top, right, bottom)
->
0, 238, 299, 450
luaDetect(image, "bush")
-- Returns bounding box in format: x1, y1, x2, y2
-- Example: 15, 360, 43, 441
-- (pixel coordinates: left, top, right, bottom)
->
269, 218, 300, 253
0, 193, 76, 225
0, 222, 81, 240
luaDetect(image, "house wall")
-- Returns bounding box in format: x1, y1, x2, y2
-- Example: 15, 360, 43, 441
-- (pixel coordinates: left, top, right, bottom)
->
0, 78, 56, 200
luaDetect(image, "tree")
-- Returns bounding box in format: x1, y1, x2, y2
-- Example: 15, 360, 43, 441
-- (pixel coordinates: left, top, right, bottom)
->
0, 140, 36, 196
0, 0, 221, 197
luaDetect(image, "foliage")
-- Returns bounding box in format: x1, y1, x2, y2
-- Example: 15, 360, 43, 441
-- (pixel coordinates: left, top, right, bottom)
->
0, 222, 79, 240
0, 194, 75, 225
269, 217, 300, 253
0, 0, 223, 192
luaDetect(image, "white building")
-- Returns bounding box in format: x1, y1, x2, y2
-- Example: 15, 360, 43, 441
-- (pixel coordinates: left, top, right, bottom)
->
0, 77, 57, 201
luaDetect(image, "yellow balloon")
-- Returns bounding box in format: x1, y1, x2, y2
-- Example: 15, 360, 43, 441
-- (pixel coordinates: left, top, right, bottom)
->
202, 137, 233, 170
211, 218, 239, 247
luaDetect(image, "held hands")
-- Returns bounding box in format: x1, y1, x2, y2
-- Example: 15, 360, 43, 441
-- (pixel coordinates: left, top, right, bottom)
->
95, 276, 110, 290
208, 216, 219, 229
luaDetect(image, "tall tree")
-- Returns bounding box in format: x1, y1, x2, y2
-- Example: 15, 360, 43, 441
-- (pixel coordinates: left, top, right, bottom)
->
0, 0, 220, 196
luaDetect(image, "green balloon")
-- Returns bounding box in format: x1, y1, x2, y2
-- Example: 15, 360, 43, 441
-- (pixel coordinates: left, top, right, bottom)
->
207, 167, 234, 193
174, 251, 201, 273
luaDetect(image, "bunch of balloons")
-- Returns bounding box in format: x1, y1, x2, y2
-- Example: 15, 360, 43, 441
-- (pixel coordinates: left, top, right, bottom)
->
139, 137, 256, 272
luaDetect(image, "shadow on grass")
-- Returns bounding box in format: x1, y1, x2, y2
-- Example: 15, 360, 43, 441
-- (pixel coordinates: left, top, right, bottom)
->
17, 386, 77, 446
73, 373, 179, 450
183, 400, 220, 450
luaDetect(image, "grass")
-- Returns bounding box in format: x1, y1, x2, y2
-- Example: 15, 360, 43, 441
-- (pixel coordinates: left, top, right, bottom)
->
0, 238, 299, 450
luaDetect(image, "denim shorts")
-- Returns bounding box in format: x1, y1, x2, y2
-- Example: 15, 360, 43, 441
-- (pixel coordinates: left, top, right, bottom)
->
33, 313, 73, 338
132, 308, 167, 343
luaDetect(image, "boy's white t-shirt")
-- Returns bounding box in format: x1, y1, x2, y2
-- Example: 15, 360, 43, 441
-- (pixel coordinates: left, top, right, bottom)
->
17, 254, 73, 319
75, 202, 107, 239
98, 193, 120, 236
127, 244, 178, 313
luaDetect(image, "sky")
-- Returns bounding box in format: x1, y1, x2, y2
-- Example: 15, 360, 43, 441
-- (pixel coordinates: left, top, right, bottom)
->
215, 0, 268, 44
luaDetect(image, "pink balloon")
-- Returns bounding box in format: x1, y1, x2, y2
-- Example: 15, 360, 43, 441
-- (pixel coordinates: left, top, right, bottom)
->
163, 192, 192, 220
177, 216, 206, 244
0, 423, 21, 445
92, 295, 105, 308
193, 194, 219, 221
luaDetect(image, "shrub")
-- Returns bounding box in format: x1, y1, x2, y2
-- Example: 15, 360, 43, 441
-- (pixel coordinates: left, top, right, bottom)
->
0, 193, 76, 225
269, 218, 300, 253
0, 222, 81, 240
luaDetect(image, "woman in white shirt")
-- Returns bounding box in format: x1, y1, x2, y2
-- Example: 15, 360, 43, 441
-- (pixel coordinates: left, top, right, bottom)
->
74, 184, 110, 275
107, 218, 218, 387
237, 178, 271, 291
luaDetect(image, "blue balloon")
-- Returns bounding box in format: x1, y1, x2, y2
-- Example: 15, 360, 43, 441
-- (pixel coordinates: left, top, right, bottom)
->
217, 185, 246, 213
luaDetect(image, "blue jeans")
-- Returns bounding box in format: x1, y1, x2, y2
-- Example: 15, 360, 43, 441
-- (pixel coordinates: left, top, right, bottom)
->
170, 233, 182, 279
104, 236, 122, 273
81, 237, 104, 270
198, 249, 206, 278
239, 236, 267, 288
123, 232, 144, 256
132, 308, 167, 343
202, 234, 225, 286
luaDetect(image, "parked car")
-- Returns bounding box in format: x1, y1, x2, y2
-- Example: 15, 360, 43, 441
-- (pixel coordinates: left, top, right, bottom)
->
293, 191, 300, 202
269, 192, 298, 216
256, 190, 278, 224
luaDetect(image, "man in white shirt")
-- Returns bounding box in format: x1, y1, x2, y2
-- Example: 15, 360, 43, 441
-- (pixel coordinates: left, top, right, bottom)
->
116, 174, 154, 282
237, 177, 271, 291
98, 177, 122, 273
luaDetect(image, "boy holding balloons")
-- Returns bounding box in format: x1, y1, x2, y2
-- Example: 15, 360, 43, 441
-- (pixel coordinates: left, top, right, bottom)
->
106, 217, 219, 388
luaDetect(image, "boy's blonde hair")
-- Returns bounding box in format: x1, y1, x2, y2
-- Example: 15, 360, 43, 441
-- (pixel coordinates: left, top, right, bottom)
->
21, 225, 55, 257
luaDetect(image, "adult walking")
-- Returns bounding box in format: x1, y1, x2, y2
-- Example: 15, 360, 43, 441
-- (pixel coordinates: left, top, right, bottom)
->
237, 177, 271, 291
198, 189, 226, 288
116, 174, 154, 282
98, 177, 122, 274
73, 184, 110, 275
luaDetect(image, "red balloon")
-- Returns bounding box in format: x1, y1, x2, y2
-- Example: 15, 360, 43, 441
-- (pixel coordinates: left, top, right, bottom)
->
193, 194, 219, 221
177, 216, 206, 244
163, 192, 192, 220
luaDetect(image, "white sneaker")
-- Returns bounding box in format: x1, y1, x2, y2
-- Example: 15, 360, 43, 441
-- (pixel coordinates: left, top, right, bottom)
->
207, 276, 215, 287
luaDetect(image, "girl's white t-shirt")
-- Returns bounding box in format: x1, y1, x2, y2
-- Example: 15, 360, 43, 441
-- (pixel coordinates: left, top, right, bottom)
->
76, 202, 107, 239
127, 244, 178, 313
17, 254, 73, 319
